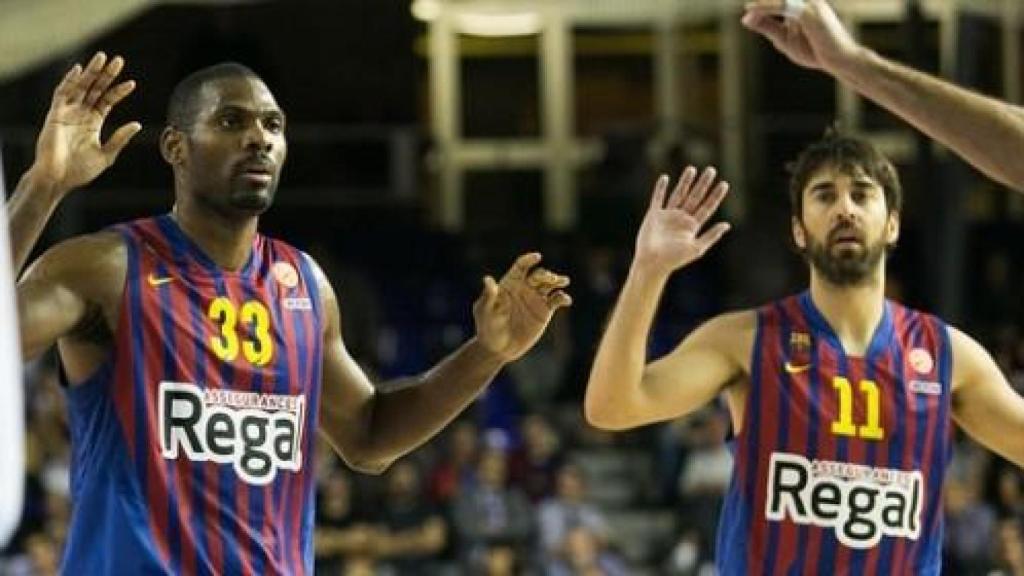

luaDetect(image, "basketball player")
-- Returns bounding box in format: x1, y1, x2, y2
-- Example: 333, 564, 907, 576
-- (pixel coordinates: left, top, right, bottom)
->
7, 52, 572, 574
743, 0, 1024, 191
584, 132, 1024, 574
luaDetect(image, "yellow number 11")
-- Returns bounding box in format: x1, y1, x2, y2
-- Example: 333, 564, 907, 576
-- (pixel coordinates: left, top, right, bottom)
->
831, 377, 884, 440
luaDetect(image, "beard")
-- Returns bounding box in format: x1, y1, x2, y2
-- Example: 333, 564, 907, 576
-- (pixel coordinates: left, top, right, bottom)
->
228, 177, 277, 214
803, 230, 888, 286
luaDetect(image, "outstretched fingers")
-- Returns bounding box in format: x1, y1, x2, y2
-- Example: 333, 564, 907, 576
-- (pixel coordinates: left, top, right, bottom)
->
695, 222, 732, 255
102, 122, 143, 162
648, 175, 670, 211
96, 79, 137, 117
666, 166, 698, 209
680, 167, 719, 213
84, 55, 124, 108
692, 181, 730, 226
505, 252, 543, 282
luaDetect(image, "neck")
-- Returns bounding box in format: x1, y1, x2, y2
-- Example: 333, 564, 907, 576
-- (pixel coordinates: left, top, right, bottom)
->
808, 265, 886, 356
171, 197, 258, 272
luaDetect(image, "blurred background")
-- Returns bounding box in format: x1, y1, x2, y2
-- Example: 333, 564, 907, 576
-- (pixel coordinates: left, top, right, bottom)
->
3, 0, 1024, 574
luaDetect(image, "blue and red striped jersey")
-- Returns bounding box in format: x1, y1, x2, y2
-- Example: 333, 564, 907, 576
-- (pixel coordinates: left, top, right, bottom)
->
716, 292, 953, 575
61, 214, 324, 575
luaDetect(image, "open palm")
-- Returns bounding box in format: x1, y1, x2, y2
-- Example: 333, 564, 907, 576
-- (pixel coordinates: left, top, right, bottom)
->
635, 166, 731, 277
33, 52, 141, 193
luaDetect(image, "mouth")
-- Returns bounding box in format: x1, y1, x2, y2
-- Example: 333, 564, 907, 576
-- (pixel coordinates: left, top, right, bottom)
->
828, 228, 863, 248
235, 160, 275, 186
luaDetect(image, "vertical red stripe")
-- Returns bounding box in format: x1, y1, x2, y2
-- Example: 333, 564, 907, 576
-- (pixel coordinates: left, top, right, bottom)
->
225, 278, 256, 576
168, 277, 198, 576
833, 359, 868, 570
905, 317, 941, 568
139, 252, 172, 567
863, 347, 896, 575
749, 309, 782, 570
891, 306, 914, 573
113, 275, 137, 459
200, 286, 225, 575
275, 254, 304, 574
816, 336, 843, 570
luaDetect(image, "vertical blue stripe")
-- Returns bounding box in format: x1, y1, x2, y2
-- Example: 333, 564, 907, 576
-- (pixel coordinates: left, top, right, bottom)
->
123, 233, 151, 517
717, 308, 764, 575
241, 275, 267, 576
846, 310, 890, 576
877, 311, 905, 576
155, 260, 183, 574
264, 240, 292, 565
157, 216, 213, 575
172, 215, 243, 576
795, 304, 821, 572
918, 317, 952, 571
286, 252, 310, 571
296, 252, 323, 571
763, 303, 793, 574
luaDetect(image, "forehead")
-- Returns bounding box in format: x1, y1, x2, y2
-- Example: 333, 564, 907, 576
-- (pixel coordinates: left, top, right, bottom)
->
195, 76, 281, 116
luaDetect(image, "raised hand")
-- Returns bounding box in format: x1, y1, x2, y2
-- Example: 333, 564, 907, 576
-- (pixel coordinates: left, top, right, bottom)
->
741, 0, 862, 73
29, 52, 142, 195
473, 253, 572, 363
634, 166, 730, 278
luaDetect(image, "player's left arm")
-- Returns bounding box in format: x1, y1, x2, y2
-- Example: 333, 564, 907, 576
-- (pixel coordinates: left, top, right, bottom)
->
315, 253, 571, 474
950, 326, 1024, 468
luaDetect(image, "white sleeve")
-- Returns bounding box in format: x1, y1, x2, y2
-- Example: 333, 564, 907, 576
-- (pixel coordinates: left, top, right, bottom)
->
0, 155, 25, 547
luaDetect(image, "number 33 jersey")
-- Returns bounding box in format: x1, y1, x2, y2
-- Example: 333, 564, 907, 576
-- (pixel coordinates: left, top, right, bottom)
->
717, 292, 953, 576
62, 215, 324, 575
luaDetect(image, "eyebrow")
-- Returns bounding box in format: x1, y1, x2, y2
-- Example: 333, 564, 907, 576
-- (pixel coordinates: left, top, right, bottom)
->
214, 104, 286, 120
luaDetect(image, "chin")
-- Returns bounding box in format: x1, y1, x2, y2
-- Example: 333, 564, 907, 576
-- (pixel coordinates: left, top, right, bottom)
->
230, 190, 275, 214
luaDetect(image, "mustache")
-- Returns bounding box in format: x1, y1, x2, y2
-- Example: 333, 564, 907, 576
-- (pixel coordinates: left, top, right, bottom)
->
827, 223, 863, 243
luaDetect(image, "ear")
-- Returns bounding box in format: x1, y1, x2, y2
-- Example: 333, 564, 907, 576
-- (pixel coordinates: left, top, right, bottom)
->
791, 216, 807, 250
160, 126, 185, 166
886, 210, 900, 246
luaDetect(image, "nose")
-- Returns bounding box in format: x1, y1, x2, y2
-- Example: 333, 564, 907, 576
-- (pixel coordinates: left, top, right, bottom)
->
832, 190, 859, 222
242, 121, 273, 154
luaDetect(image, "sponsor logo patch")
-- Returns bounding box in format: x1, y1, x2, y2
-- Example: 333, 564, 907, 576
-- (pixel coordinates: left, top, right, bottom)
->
159, 382, 306, 485
766, 452, 923, 549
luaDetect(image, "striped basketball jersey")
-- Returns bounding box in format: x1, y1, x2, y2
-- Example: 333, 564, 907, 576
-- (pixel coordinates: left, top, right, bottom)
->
716, 292, 953, 575
61, 214, 324, 575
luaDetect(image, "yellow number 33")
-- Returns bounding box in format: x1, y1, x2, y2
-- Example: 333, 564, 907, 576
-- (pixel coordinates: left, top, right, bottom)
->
208, 297, 274, 366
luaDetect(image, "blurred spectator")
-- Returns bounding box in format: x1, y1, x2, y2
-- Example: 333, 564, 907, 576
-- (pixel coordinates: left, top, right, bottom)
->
545, 526, 629, 576
371, 461, 447, 575
944, 475, 996, 573
428, 419, 480, 506
676, 407, 732, 564
990, 517, 1024, 576
453, 448, 533, 568
511, 414, 567, 503
536, 463, 611, 565
315, 469, 379, 574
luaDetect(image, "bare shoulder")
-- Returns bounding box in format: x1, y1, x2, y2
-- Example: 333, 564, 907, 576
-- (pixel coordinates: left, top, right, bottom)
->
693, 309, 758, 348
21, 231, 127, 291
945, 324, 998, 394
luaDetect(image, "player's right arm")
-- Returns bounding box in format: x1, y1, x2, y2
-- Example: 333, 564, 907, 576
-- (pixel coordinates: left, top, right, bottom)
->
743, 0, 1024, 191
7, 52, 139, 275
16, 232, 125, 363
584, 166, 736, 430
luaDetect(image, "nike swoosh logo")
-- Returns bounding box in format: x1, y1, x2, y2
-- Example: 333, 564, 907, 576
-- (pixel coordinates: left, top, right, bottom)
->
147, 273, 175, 287
784, 362, 811, 374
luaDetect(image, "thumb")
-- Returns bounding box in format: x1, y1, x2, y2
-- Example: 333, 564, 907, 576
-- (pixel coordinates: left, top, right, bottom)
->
103, 121, 142, 162
482, 275, 501, 309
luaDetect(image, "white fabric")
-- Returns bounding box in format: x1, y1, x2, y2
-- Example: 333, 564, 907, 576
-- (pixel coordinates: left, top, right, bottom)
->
783, 0, 807, 18
0, 148, 25, 547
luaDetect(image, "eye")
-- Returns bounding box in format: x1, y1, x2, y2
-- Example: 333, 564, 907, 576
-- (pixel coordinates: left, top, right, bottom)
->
264, 116, 285, 133
218, 114, 242, 129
